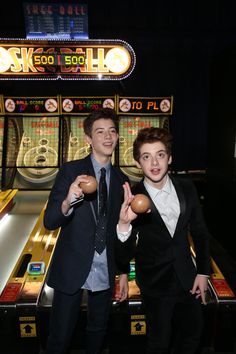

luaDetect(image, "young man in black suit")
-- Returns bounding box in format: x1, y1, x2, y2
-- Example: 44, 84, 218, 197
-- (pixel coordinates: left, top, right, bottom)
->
44, 108, 130, 354
117, 127, 211, 354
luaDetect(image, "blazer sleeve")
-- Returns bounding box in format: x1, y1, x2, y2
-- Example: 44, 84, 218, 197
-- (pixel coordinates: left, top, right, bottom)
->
44, 163, 75, 230
188, 181, 211, 276
114, 236, 135, 274
113, 170, 134, 274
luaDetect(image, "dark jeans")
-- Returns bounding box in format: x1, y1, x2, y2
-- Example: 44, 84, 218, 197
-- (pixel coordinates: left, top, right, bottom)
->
45, 288, 112, 354
142, 292, 204, 354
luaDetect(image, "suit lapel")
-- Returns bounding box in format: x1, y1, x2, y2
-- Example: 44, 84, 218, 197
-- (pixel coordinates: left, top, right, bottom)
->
170, 176, 186, 235
135, 181, 169, 232
81, 155, 98, 218
107, 165, 127, 223
107, 167, 119, 216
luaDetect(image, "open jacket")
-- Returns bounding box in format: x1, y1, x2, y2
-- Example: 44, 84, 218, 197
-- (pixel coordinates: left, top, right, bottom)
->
44, 155, 129, 295
120, 176, 211, 297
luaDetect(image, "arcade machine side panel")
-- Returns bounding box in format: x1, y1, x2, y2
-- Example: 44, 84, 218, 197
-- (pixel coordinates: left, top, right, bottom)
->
0, 201, 61, 354
117, 96, 173, 184
203, 238, 236, 352
190, 234, 236, 353
0, 95, 3, 190
3, 96, 60, 190
1, 97, 24, 190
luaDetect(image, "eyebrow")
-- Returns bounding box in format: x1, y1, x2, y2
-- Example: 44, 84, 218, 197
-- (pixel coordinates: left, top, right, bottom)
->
94, 126, 116, 132
140, 149, 167, 156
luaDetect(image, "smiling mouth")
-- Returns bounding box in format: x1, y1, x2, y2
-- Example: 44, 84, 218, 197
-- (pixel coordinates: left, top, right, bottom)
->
103, 143, 113, 147
150, 168, 161, 174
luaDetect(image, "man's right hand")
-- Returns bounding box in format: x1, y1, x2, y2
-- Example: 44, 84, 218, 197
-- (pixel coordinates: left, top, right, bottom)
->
61, 175, 91, 214
118, 182, 137, 232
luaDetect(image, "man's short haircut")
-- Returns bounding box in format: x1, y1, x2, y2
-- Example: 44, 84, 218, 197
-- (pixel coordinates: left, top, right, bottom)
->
83, 108, 118, 137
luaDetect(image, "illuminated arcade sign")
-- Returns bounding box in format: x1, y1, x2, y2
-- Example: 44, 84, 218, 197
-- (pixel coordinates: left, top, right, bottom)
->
0, 39, 136, 80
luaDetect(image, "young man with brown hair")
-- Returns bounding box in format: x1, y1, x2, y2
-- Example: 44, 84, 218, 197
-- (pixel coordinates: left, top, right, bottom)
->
117, 127, 211, 354
44, 108, 129, 354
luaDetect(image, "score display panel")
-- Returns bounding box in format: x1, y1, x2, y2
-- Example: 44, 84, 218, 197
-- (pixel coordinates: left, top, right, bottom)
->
32, 52, 85, 66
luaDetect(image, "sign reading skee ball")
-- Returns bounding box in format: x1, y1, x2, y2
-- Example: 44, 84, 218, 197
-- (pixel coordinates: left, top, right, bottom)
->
117, 96, 173, 182
0, 39, 136, 81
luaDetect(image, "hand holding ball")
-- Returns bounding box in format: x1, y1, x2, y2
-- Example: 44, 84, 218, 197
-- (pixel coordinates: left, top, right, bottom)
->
130, 194, 150, 214
80, 176, 97, 194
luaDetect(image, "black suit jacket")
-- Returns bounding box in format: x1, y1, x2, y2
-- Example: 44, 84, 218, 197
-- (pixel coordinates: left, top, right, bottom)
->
122, 176, 211, 297
44, 155, 129, 295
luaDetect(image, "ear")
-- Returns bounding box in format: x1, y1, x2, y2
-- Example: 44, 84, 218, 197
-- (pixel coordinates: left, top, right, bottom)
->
168, 155, 172, 165
135, 160, 141, 169
85, 134, 92, 145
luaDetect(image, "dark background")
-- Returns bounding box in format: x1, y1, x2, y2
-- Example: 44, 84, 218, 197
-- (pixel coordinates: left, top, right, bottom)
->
0, 0, 235, 259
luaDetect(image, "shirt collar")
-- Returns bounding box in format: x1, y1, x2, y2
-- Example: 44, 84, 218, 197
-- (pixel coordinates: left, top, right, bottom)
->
90, 154, 111, 176
144, 174, 172, 199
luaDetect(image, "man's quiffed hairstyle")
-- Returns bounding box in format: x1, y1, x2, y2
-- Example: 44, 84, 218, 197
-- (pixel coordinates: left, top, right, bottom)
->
83, 108, 118, 137
133, 127, 173, 162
